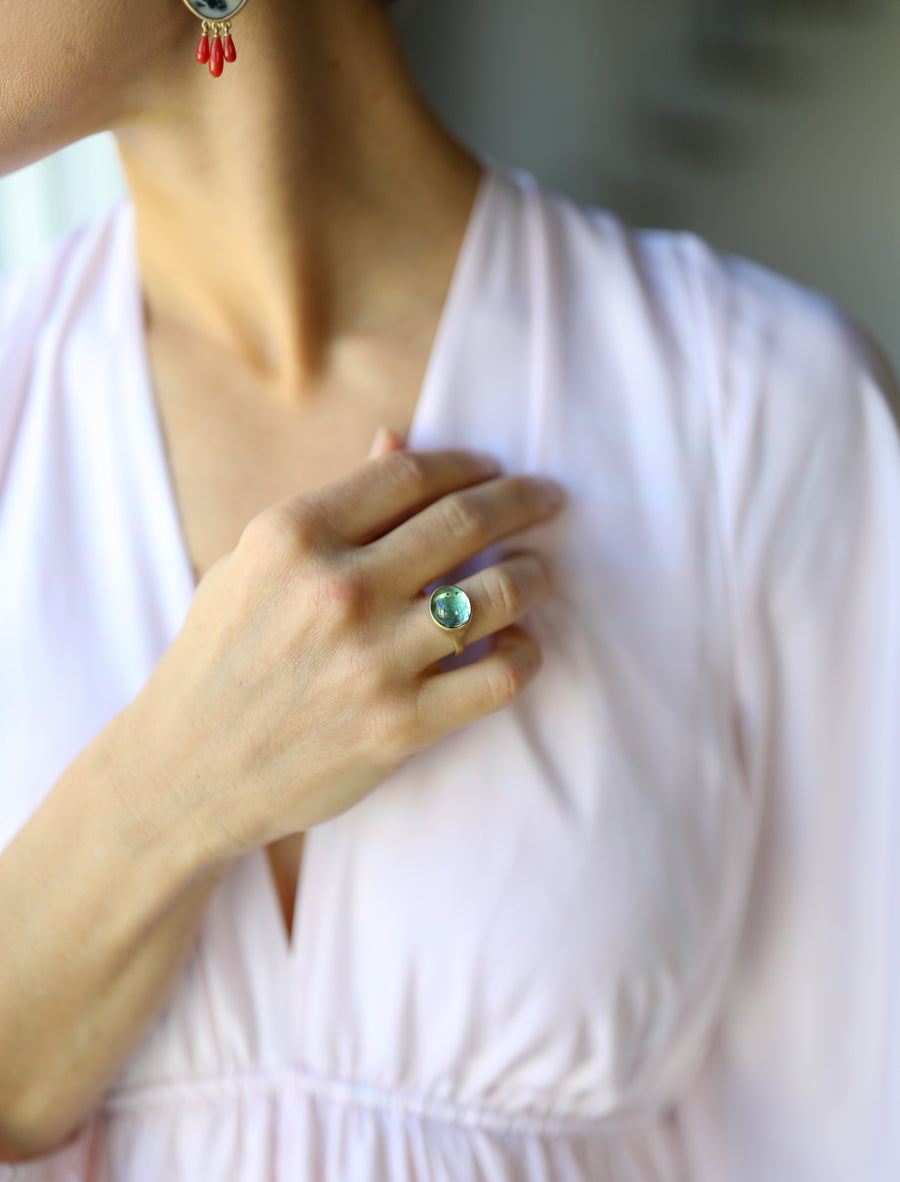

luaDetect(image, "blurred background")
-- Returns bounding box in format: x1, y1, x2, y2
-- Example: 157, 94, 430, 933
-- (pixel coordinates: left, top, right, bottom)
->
1, 0, 897, 409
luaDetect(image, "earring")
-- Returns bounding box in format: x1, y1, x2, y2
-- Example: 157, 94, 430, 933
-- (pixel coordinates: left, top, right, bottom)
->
182, 0, 249, 78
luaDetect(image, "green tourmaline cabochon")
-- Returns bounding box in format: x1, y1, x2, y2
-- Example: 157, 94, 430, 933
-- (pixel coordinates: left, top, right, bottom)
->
429, 585, 472, 630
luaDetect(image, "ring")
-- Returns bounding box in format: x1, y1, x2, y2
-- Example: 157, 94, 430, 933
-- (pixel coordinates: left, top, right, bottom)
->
428, 585, 473, 655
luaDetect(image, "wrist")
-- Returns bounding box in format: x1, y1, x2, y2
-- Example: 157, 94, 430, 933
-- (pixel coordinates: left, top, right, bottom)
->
91, 704, 242, 889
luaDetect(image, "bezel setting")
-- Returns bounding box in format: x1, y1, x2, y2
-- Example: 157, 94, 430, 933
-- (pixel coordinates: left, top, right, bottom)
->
181, 0, 250, 21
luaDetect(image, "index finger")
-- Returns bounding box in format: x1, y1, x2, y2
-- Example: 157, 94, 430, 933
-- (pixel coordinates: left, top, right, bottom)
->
312, 448, 503, 545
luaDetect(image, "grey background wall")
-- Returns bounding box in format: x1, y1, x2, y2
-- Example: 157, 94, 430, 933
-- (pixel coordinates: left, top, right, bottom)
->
1, 0, 898, 406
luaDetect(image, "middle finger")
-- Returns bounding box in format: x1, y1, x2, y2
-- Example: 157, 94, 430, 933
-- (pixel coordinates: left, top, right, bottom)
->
368, 474, 564, 596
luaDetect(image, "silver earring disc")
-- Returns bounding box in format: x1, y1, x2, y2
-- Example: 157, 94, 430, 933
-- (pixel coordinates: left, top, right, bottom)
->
182, 0, 250, 20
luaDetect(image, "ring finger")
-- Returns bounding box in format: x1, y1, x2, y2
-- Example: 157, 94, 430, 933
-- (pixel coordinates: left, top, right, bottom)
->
396, 550, 553, 669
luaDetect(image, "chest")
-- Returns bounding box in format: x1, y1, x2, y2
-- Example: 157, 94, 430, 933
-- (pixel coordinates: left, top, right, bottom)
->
143, 309, 436, 579
3, 293, 751, 1124
151, 382, 408, 583
98, 397, 750, 1115
146, 342, 428, 941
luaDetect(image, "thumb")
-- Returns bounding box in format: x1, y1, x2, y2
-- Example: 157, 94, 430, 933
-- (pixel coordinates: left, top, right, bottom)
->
367, 426, 406, 459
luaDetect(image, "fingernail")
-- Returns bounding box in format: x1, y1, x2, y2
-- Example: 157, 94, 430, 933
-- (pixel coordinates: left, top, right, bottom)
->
368, 427, 390, 458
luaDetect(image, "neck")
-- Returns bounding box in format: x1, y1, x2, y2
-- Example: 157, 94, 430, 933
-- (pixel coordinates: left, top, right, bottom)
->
113, 0, 483, 400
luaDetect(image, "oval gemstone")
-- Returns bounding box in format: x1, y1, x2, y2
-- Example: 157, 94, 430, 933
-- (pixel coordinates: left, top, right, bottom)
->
430, 586, 472, 630
196, 34, 210, 63
223, 34, 237, 62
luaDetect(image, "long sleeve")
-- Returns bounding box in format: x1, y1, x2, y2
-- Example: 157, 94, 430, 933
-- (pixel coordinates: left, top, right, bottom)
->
675, 245, 900, 1179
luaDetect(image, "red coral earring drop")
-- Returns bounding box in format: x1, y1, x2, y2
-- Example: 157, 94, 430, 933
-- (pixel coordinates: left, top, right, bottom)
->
195, 19, 236, 77
194, 18, 237, 76
195, 21, 211, 66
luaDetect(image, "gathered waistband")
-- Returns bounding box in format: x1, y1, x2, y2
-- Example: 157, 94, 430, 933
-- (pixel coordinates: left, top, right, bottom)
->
101, 1065, 662, 1140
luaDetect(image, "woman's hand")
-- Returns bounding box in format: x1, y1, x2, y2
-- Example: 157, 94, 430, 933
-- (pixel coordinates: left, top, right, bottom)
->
120, 428, 565, 864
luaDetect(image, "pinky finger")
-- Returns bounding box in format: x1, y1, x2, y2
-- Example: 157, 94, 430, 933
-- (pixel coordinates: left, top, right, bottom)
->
414, 624, 542, 742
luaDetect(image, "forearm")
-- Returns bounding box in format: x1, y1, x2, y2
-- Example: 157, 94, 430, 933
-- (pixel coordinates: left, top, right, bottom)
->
0, 709, 237, 1162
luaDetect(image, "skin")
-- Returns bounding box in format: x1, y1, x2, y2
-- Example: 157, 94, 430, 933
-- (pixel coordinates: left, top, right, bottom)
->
0, 0, 567, 1160
0, 0, 485, 402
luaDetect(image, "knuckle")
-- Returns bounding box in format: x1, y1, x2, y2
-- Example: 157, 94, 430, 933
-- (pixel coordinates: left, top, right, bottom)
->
383, 451, 429, 496
443, 493, 489, 544
243, 502, 322, 557
486, 566, 527, 619
486, 655, 529, 708
240, 508, 286, 552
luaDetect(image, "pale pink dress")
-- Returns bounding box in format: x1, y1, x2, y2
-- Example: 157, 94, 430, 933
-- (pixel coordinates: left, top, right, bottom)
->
1, 156, 899, 1180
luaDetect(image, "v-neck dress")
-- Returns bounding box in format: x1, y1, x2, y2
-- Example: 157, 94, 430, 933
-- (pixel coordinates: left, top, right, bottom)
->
1, 155, 899, 1181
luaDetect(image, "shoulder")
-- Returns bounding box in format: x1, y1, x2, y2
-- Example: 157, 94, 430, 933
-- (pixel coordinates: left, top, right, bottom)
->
502, 164, 707, 331
505, 160, 887, 386
498, 161, 900, 556
675, 230, 898, 420
0, 201, 133, 471
497, 162, 859, 398
510, 164, 898, 438
0, 199, 132, 353
677, 234, 900, 533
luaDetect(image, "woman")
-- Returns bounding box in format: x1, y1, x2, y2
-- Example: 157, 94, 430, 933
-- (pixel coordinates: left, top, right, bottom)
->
0, 0, 898, 1178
